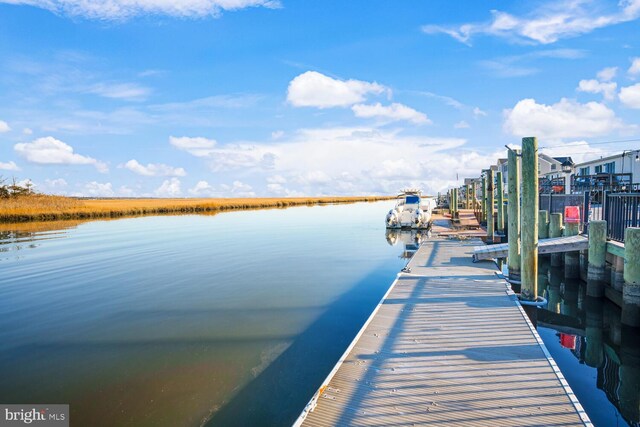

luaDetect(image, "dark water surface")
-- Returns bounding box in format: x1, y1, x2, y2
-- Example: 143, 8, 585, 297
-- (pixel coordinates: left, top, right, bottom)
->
0, 202, 412, 427
535, 258, 640, 427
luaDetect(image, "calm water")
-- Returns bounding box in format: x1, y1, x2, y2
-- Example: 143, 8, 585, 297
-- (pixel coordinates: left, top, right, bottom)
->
535, 258, 640, 427
0, 202, 414, 427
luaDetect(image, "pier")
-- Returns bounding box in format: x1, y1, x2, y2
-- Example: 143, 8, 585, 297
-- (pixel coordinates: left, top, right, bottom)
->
295, 232, 591, 426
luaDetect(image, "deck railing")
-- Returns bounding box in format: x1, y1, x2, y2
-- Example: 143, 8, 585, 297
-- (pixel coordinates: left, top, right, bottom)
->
603, 192, 640, 243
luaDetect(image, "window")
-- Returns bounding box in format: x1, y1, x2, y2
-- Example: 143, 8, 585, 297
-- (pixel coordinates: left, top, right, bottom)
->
595, 165, 603, 173
551, 164, 557, 170
580, 167, 590, 176
405, 195, 420, 204
605, 162, 615, 173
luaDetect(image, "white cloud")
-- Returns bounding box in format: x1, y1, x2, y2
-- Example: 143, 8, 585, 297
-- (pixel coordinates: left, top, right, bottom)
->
123, 159, 186, 177
3, 0, 281, 20
14, 136, 108, 172
0, 161, 20, 171
540, 140, 607, 164
480, 49, 586, 78
454, 121, 470, 129
597, 67, 618, 81
83, 181, 114, 197
577, 79, 617, 100
155, 178, 182, 197
351, 102, 431, 124
188, 179, 255, 197
44, 178, 68, 188
169, 136, 217, 157
503, 98, 625, 139
175, 127, 501, 195
619, 83, 640, 108
422, 0, 640, 44
22, 128, 33, 135
271, 130, 284, 139
629, 57, 640, 75
86, 82, 151, 101
473, 107, 487, 117
0, 120, 10, 133
287, 71, 388, 108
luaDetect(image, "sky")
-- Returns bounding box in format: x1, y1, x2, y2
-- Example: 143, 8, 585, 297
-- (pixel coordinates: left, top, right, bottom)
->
1, 0, 640, 198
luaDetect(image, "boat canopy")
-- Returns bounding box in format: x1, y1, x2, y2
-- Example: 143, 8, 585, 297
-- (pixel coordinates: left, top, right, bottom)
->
405, 195, 420, 204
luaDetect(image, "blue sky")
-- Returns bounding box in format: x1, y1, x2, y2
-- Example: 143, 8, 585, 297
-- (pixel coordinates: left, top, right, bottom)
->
1, 0, 640, 197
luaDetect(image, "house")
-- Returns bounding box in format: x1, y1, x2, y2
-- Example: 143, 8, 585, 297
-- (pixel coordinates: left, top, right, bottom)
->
571, 150, 640, 192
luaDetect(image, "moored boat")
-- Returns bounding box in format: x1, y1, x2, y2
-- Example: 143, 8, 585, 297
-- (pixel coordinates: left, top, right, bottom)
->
385, 189, 435, 229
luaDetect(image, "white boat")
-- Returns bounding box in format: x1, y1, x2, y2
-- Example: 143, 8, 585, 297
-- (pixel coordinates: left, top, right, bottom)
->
385, 189, 436, 229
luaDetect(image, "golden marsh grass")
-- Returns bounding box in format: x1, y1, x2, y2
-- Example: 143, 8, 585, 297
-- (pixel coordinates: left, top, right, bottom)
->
0, 195, 394, 223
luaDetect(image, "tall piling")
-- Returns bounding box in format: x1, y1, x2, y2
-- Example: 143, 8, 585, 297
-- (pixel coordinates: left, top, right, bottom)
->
465, 184, 471, 209
507, 149, 521, 281
622, 227, 640, 327
487, 169, 495, 243
564, 222, 580, 279
521, 137, 538, 302
481, 176, 487, 224
538, 210, 549, 240
549, 213, 564, 267
496, 171, 504, 234
587, 220, 607, 297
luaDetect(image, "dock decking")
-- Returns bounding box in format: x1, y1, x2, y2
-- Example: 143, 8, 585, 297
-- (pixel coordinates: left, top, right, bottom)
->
296, 237, 591, 426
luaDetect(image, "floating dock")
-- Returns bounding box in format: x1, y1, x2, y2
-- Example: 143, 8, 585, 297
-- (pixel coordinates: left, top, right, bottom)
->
295, 237, 591, 426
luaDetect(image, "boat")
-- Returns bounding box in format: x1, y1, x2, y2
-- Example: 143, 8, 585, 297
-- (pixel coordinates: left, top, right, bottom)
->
385, 189, 436, 229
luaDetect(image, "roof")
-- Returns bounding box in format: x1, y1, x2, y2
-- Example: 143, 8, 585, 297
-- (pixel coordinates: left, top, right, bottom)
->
553, 156, 574, 166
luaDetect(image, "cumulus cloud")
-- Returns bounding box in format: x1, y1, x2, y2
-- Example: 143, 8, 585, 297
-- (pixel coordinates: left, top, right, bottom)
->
123, 159, 186, 177
176, 127, 502, 195
351, 102, 431, 124
0, 161, 20, 171
619, 83, 640, 108
540, 140, 607, 164
503, 98, 624, 139
188, 180, 255, 197
155, 178, 182, 197
83, 181, 114, 197
454, 121, 470, 129
287, 71, 388, 108
473, 107, 487, 117
577, 79, 617, 100
169, 136, 217, 157
2, 0, 281, 20
422, 0, 640, 44
0, 120, 10, 132
629, 57, 640, 76
597, 67, 618, 81
14, 136, 108, 172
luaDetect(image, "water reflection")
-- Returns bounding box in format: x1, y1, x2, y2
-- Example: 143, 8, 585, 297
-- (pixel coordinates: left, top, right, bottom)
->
385, 229, 430, 259
537, 260, 640, 427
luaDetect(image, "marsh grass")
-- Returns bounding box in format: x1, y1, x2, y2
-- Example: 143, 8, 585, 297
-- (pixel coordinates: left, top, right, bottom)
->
0, 195, 393, 223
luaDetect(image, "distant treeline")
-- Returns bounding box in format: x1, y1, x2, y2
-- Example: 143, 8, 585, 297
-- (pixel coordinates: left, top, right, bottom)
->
0, 176, 35, 198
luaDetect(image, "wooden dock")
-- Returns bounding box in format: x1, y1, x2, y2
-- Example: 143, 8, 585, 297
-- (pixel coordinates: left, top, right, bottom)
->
472, 235, 589, 262
295, 237, 591, 426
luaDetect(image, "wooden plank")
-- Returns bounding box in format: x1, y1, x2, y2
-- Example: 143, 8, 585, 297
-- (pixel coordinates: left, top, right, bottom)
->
606, 240, 625, 258
473, 235, 589, 261
297, 238, 591, 427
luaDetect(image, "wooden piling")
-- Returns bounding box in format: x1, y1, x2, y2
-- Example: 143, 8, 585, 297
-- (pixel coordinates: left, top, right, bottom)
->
587, 220, 607, 297
538, 210, 549, 240
507, 149, 520, 281
487, 169, 495, 243
496, 171, 504, 234
549, 213, 564, 267
564, 222, 580, 279
521, 137, 538, 301
622, 227, 640, 327
481, 176, 487, 223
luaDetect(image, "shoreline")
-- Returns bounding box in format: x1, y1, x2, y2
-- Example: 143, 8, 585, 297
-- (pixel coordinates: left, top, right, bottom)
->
0, 195, 395, 224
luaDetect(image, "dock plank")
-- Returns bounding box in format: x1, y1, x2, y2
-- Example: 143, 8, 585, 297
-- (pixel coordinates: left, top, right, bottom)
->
297, 238, 590, 427
473, 235, 589, 261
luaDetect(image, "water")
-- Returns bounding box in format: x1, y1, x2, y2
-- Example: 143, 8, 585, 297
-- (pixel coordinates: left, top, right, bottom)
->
0, 202, 415, 426
534, 258, 640, 427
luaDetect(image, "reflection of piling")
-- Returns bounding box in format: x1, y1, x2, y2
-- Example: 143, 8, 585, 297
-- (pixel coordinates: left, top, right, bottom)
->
587, 220, 607, 297
619, 325, 640, 423
496, 172, 504, 234
622, 227, 640, 327
487, 169, 495, 243
538, 210, 549, 240
612, 256, 625, 292
550, 213, 564, 267
521, 137, 538, 302
564, 222, 580, 279
548, 267, 563, 314
538, 258, 550, 296
561, 279, 580, 318
507, 149, 521, 281
584, 297, 604, 368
